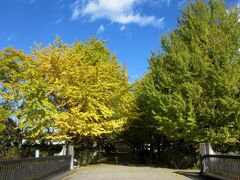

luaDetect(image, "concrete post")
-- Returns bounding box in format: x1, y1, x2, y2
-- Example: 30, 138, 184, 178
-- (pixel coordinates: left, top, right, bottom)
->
35, 150, 40, 158
54, 145, 67, 156
199, 143, 215, 175
68, 145, 74, 170
200, 143, 215, 156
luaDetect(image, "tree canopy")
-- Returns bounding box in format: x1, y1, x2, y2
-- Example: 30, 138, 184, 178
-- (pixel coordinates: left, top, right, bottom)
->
134, 0, 240, 144
0, 48, 25, 144
1, 0, 240, 149
0, 37, 134, 143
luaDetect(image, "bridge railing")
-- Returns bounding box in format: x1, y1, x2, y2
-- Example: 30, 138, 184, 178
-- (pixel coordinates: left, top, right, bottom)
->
200, 154, 240, 180
0, 155, 71, 180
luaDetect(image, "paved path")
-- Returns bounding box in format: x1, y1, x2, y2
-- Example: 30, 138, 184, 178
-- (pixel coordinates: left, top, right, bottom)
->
65, 164, 203, 180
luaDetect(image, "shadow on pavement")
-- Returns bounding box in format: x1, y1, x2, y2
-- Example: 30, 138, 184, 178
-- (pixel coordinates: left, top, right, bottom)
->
174, 171, 218, 180
94, 152, 193, 169
174, 171, 203, 180
93, 155, 171, 168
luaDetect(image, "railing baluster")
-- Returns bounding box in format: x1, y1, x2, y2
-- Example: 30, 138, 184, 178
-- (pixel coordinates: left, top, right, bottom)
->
0, 155, 71, 180
201, 154, 240, 180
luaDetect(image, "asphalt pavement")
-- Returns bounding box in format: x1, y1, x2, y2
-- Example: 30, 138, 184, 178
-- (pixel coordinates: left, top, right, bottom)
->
65, 164, 204, 180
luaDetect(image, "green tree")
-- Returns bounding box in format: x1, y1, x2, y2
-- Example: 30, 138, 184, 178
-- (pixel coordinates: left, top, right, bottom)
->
124, 74, 158, 144
144, 0, 240, 144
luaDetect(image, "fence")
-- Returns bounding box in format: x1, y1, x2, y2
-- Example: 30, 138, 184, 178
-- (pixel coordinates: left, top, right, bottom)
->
0, 155, 71, 180
200, 154, 240, 180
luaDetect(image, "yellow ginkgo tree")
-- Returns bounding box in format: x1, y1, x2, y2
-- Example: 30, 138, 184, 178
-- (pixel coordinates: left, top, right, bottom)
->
0, 48, 28, 144
13, 37, 134, 143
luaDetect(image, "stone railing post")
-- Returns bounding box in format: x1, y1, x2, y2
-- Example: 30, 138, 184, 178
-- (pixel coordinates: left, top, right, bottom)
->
35, 149, 40, 158
54, 145, 67, 156
68, 145, 74, 170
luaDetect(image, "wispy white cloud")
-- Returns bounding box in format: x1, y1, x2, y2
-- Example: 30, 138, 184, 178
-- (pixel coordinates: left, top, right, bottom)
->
120, 26, 126, 31
71, 0, 82, 20
146, 0, 171, 6
97, 24, 105, 34
126, 32, 132, 39
130, 74, 139, 82
6, 35, 14, 42
70, 0, 166, 28
55, 18, 63, 24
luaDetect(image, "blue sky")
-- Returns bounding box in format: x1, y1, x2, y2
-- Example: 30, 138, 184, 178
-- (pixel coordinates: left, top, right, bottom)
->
0, 0, 238, 82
